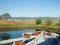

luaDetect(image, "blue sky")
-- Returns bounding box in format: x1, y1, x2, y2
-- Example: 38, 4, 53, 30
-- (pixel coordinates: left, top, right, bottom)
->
0, 0, 60, 17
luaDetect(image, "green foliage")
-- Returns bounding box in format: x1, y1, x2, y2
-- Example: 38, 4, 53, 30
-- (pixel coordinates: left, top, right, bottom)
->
57, 18, 60, 26
35, 18, 42, 25
22, 18, 25, 21
2, 13, 11, 19
46, 18, 52, 26
0, 16, 2, 19
0, 33, 11, 40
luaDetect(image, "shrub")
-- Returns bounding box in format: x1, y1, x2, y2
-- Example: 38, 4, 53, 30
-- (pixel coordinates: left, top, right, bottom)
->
35, 18, 42, 25
57, 19, 60, 26
46, 18, 52, 26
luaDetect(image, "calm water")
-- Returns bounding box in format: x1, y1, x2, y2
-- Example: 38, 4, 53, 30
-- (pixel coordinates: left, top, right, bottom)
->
0, 30, 35, 41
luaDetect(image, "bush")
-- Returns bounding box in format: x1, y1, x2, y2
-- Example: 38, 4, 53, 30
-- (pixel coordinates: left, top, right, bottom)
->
46, 18, 52, 26
0, 33, 11, 40
35, 18, 42, 25
57, 19, 60, 26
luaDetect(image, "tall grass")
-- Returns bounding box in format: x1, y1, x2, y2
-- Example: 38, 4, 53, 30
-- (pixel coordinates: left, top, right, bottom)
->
0, 20, 60, 33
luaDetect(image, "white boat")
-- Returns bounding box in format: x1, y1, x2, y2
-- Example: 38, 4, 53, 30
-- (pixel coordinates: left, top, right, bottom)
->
12, 31, 59, 45
0, 31, 59, 45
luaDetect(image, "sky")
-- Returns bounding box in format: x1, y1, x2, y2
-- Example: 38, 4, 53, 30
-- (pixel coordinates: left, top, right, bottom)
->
0, 0, 60, 17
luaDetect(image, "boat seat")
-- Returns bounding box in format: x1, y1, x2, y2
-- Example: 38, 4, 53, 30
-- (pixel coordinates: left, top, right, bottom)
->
15, 42, 25, 45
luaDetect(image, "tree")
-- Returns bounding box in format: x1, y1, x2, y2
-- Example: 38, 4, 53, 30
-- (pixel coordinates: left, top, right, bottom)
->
2, 13, 11, 19
35, 18, 42, 25
0, 33, 11, 40
0, 15, 2, 19
46, 18, 52, 26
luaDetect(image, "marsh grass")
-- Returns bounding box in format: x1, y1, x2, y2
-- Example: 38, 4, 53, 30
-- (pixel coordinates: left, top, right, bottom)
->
0, 20, 60, 33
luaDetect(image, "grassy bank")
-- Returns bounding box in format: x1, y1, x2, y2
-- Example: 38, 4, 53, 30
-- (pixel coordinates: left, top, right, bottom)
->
0, 20, 35, 31
0, 20, 60, 33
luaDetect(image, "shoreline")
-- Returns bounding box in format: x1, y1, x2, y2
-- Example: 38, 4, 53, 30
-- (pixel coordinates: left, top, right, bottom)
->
0, 20, 60, 33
